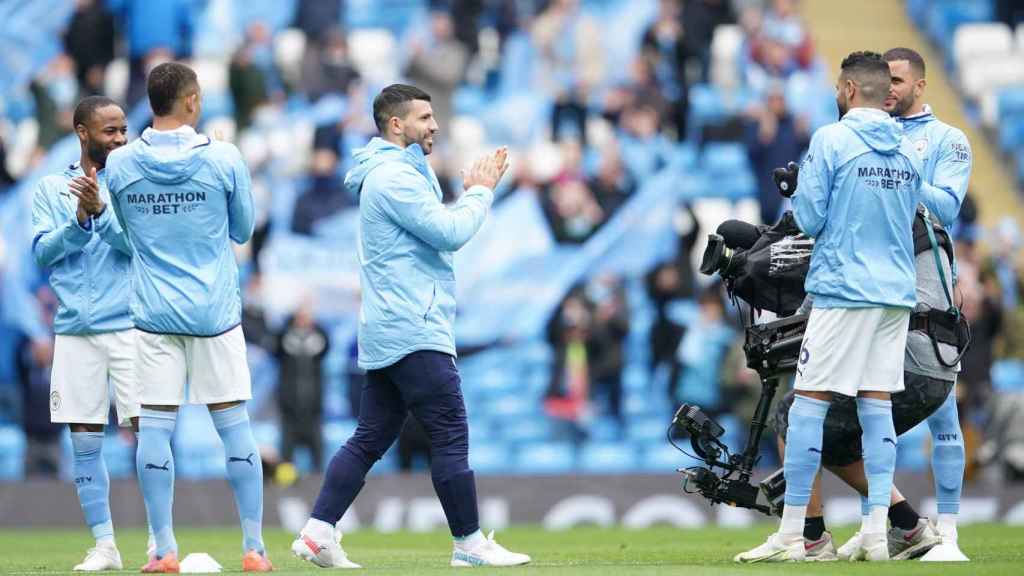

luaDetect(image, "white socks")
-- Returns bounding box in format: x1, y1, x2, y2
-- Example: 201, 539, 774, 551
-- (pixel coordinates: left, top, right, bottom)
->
936, 513, 958, 539
455, 530, 486, 551
302, 518, 335, 542
780, 504, 807, 538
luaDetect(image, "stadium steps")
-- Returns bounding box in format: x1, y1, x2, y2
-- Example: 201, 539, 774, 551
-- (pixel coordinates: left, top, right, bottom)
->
799, 0, 1024, 226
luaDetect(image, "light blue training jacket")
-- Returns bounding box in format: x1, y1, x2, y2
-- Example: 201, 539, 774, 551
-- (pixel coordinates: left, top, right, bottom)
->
347, 137, 493, 370
31, 162, 133, 335
793, 107, 924, 309
896, 105, 971, 229
105, 126, 254, 336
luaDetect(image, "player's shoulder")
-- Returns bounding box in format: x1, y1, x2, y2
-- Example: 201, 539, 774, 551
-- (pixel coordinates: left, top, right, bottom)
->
925, 115, 968, 144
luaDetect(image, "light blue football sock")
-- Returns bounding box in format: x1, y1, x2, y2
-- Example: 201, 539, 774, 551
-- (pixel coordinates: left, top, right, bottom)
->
136, 409, 177, 557
211, 404, 264, 554
783, 395, 830, 506
857, 397, 897, 511
71, 431, 113, 543
928, 389, 964, 514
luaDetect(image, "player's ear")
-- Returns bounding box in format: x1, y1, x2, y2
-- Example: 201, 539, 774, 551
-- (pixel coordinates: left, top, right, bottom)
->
74, 122, 89, 144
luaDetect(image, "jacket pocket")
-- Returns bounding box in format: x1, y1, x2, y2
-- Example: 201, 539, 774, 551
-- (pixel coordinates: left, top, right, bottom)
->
423, 281, 437, 321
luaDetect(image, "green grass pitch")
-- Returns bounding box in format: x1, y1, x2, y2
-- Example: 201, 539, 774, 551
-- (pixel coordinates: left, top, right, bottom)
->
1, 524, 1022, 574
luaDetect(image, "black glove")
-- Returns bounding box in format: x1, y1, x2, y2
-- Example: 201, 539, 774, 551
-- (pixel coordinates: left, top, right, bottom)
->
771, 161, 800, 198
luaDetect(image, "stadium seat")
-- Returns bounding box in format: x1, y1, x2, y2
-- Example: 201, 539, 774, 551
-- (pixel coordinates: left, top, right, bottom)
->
0, 425, 25, 480
469, 441, 511, 475
998, 116, 1024, 153
638, 441, 700, 473
348, 28, 399, 86
587, 417, 625, 442
499, 415, 552, 443
992, 359, 1024, 392
953, 23, 1014, 68
102, 433, 137, 479
958, 55, 1024, 102
627, 419, 667, 443
514, 441, 575, 474
579, 441, 638, 473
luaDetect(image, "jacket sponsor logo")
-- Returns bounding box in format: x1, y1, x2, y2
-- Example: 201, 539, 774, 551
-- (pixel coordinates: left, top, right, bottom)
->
950, 142, 969, 163
127, 191, 207, 215
857, 166, 913, 190
913, 138, 928, 159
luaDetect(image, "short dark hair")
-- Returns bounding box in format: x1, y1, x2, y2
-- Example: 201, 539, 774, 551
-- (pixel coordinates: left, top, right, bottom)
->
839, 51, 892, 104
147, 62, 199, 117
372, 84, 431, 133
882, 47, 926, 79
73, 96, 121, 129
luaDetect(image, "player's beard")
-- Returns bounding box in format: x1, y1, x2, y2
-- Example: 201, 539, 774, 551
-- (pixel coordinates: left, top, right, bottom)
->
889, 91, 915, 117
836, 95, 848, 120
85, 138, 109, 168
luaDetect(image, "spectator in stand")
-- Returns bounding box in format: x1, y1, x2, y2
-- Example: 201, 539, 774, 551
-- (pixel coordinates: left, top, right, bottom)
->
669, 283, 734, 417
957, 240, 1004, 422
300, 26, 361, 102
229, 23, 273, 131
588, 141, 636, 216
532, 0, 604, 145
274, 299, 330, 471
545, 287, 593, 443
17, 287, 61, 477
108, 0, 195, 105
292, 148, 352, 235
0, 136, 15, 192
682, 0, 735, 81
31, 56, 78, 152
743, 82, 810, 223
759, 0, 814, 69
406, 10, 469, 138
542, 178, 605, 244
64, 0, 116, 97
293, 0, 344, 44
641, 0, 692, 139
585, 275, 629, 423
617, 96, 674, 181
645, 203, 700, 377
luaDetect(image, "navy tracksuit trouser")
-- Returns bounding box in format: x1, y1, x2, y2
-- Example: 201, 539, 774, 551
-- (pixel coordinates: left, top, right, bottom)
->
310, 350, 479, 536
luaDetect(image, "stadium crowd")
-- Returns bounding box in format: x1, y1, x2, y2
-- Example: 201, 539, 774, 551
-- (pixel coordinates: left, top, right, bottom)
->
0, 0, 1022, 486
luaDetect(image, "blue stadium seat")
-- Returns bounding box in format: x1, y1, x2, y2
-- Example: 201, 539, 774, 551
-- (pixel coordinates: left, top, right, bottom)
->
579, 441, 638, 473
637, 442, 700, 473
469, 441, 511, 475
587, 417, 624, 442
103, 433, 137, 479
514, 441, 576, 474
699, 143, 756, 199
0, 425, 25, 480
627, 419, 667, 443
499, 416, 552, 443
992, 359, 1024, 392
999, 115, 1024, 153
998, 87, 1024, 121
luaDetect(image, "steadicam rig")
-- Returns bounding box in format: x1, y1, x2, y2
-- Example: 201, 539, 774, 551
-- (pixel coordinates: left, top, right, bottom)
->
669, 314, 808, 516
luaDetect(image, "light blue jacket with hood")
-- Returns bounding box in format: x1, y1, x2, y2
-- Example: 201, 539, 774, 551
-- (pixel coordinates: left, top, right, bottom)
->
32, 162, 133, 335
896, 104, 971, 229
794, 107, 925, 309
347, 137, 493, 370
105, 126, 254, 336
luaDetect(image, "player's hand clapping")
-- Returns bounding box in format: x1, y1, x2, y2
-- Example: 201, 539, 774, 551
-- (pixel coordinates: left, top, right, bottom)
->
462, 146, 510, 191
69, 166, 106, 223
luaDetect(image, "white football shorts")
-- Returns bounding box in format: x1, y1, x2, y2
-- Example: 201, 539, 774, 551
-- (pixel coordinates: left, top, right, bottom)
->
50, 329, 140, 426
794, 306, 910, 397
136, 326, 252, 405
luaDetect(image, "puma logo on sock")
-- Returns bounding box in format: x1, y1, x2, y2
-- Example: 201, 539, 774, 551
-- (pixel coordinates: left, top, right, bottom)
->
229, 452, 256, 467
145, 460, 171, 471
807, 447, 822, 454
882, 437, 897, 447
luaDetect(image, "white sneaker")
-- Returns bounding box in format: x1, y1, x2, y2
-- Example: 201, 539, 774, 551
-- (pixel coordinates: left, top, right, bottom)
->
847, 533, 889, 562
451, 531, 530, 567
920, 523, 969, 562
73, 543, 123, 571
804, 531, 838, 561
836, 530, 864, 560
733, 532, 805, 563
888, 518, 941, 560
291, 531, 361, 568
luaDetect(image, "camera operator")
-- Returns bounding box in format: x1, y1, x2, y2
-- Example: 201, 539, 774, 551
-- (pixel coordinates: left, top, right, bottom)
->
736, 51, 927, 563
